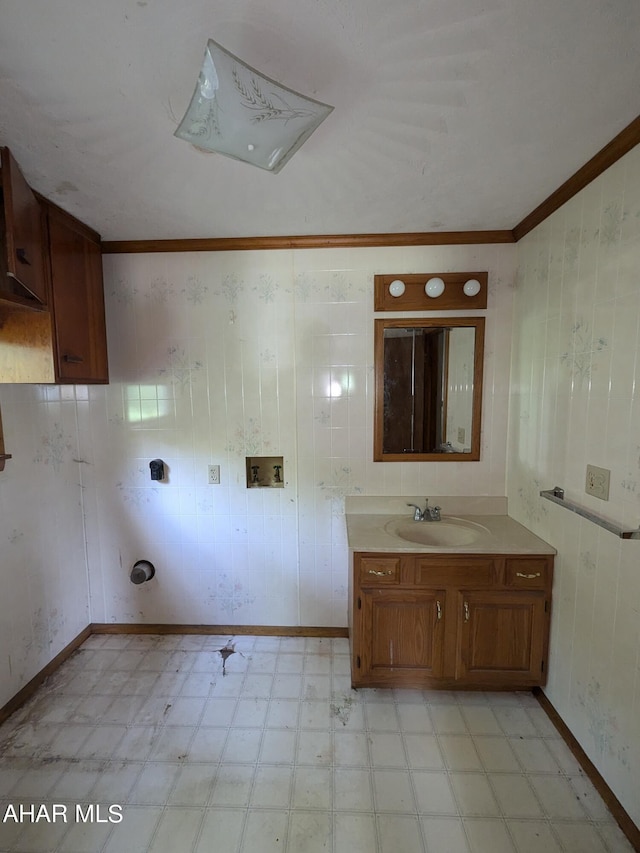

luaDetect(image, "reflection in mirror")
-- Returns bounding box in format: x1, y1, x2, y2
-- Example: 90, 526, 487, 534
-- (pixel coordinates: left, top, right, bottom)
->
374, 317, 484, 461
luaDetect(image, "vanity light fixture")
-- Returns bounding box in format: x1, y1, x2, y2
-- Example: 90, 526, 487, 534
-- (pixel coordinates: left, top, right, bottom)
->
175, 39, 334, 173
388, 279, 406, 297
425, 277, 445, 298
374, 273, 488, 311
463, 278, 481, 297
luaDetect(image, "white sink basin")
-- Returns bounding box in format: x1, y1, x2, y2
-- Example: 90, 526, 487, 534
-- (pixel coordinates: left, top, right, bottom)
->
384, 516, 490, 547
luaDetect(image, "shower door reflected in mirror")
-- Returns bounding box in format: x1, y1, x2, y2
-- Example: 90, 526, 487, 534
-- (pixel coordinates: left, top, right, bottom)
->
374, 317, 485, 461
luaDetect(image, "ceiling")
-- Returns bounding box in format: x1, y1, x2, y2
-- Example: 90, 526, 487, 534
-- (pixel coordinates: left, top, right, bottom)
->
1, 0, 639, 242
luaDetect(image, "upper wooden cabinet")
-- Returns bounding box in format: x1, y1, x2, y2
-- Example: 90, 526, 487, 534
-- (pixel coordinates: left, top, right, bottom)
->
0, 147, 47, 309
0, 147, 109, 384
44, 200, 109, 383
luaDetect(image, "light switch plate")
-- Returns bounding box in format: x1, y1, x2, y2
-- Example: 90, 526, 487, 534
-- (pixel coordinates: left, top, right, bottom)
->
585, 464, 610, 501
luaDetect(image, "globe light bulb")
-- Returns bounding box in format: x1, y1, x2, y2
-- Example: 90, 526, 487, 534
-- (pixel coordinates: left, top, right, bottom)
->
425, 277, 445, 298
388, 279, 405, 297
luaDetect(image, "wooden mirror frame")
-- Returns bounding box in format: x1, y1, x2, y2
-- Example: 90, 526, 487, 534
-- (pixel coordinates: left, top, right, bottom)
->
374, 316, 485, 462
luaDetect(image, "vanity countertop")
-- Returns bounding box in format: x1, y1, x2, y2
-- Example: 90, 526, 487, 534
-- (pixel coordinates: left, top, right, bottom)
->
345, 497, 556, 555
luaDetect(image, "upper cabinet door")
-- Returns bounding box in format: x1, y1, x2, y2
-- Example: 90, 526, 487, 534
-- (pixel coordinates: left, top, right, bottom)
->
0, 147, 47, 307
46, 201, 109, 384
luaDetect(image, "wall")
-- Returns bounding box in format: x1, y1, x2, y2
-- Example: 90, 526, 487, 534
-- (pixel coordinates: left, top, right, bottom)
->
81, 244, 515, 629
507, 144, 640, 825
0, 384, 90, 709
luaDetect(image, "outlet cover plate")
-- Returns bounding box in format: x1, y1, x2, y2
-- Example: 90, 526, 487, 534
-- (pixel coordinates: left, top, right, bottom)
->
585, 464, 610, 501
208, 464, 220, 485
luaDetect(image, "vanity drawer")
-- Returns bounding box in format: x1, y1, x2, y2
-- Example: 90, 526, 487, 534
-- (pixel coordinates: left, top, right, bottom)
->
505, 558, 551, 589
357, 556, 401, 585
415, 557, 495, 587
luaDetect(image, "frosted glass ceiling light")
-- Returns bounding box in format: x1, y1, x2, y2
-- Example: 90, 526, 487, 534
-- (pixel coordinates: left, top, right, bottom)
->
175, 39, 334, 173
463, 278, 481, 297
425, 277, 445, 298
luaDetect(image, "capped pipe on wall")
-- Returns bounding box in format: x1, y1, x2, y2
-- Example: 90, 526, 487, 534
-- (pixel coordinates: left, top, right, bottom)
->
130, 560, 155, 584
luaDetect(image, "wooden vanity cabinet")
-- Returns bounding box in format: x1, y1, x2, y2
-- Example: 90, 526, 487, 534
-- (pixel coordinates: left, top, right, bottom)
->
350, 552, 553, 690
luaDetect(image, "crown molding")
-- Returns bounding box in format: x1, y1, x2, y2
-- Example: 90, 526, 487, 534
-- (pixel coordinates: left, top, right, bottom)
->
513, 114, 640, 241
101, 230, 515, 254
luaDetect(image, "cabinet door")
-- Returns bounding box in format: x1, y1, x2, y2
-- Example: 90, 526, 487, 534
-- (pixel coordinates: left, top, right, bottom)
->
0, 147, 47, 307
355, 589, 445, 686
46, 203, 109, 383
455, 591, 547, 686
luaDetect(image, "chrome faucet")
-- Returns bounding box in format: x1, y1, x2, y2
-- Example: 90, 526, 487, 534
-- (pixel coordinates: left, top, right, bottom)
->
406, 499, 441, 522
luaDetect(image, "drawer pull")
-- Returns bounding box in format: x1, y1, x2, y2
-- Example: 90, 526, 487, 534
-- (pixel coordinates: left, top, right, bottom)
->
63, 354, 84, 364
516, 572, 541, 579
367, 569, 394, 577
436, 600, 442, 621
463, 601, 470, 622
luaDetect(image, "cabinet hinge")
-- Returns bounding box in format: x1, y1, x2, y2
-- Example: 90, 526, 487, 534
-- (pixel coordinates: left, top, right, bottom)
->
357, 597, 361, 610
356, 656, 361, 668
541, 659, 545, 672
545, 600, 549, 613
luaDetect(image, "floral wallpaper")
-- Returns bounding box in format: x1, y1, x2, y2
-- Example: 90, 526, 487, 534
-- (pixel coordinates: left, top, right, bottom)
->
559, 318, 608, 381
0, 384, 90, 709
80, 243, 514, 635
507, 144, 640, 826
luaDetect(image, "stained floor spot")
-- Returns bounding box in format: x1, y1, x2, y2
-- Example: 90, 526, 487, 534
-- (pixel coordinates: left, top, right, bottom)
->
330, 695, 354, 725
218, 641, 236, 675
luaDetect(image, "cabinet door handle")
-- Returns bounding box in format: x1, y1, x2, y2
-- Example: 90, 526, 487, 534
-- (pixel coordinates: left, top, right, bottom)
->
15, 248, 31, 265
367, 569, 394, 577
463, 601, 470, 622
516, 572, 541, 579
63, 354, 85, 364
436, 600, 442, 621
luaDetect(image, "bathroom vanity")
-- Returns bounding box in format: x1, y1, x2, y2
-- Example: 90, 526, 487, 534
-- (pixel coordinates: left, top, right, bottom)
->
346, 498, 555, 690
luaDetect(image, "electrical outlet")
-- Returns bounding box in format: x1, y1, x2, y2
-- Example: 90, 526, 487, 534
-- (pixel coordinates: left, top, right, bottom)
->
457, 427, 465, 445
585, 464, 610, 501
208, 464, 220, 485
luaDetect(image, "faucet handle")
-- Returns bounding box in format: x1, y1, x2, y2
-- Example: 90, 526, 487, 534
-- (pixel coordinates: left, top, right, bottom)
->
406, 503, 423, 521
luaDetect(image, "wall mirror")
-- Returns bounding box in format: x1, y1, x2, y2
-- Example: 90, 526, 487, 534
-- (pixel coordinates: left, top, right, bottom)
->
374, 317, 485, 461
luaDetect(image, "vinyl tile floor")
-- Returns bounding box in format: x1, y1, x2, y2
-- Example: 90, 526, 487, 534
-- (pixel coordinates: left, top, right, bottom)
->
0, 634, 634, 853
